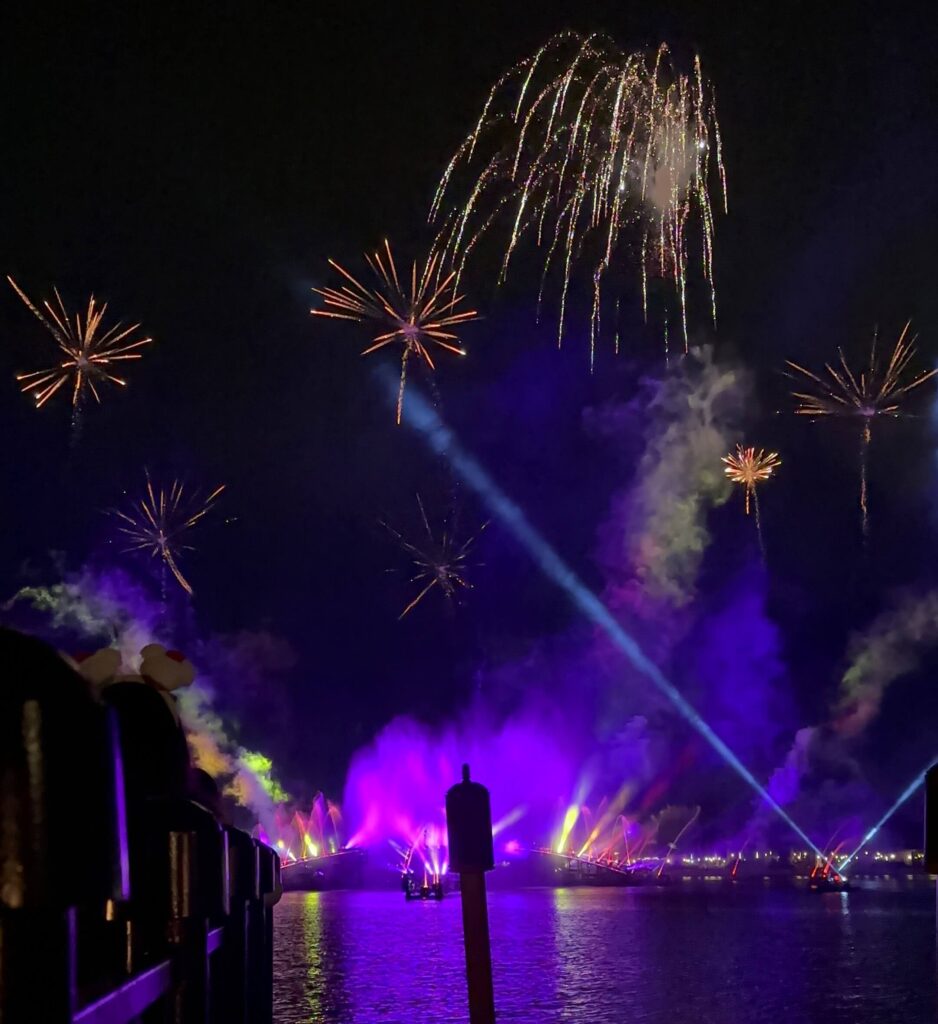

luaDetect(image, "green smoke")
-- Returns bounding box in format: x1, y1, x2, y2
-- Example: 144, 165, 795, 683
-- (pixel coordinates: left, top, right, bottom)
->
837, 589, 938, 738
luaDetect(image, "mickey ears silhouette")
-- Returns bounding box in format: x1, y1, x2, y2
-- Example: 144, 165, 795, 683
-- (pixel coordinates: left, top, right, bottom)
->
69, 643, 195, 692
139, 644, 195, 691
68, 647, 121, 685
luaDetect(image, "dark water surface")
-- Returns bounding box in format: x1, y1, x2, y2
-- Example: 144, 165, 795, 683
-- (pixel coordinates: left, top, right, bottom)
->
273, 884, 935, 1023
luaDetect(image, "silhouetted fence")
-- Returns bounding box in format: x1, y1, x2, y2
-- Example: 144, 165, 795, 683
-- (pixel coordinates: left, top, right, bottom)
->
0, 628, 282, 1023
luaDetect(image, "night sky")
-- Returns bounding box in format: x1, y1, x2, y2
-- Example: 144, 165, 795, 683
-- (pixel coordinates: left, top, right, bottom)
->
2, 2, 938, 830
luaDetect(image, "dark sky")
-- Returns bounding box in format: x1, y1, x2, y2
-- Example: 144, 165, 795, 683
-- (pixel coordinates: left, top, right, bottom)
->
1, 2, 937, 804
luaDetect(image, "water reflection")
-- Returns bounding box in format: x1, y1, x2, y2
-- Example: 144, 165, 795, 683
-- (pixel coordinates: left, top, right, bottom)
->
273, 885, 933, 1023
301, 892, 349, 1022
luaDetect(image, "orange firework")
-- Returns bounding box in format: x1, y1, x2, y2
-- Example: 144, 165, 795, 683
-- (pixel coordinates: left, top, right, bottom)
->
722, 445, 781, 515
785, 322, 935, 536
786, 322, 936, 420
8, 276, 152, 415
310, 241, 478, 423
109, 472, 226, 596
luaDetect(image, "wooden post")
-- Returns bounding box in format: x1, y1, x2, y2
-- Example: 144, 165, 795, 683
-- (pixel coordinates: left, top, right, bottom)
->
446, 764, 496, 1024
457, 872, 495, 1024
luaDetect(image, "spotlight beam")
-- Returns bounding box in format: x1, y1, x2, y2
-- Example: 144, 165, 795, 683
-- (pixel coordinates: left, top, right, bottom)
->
389, 372, 822, 858
837, 762, 934, 873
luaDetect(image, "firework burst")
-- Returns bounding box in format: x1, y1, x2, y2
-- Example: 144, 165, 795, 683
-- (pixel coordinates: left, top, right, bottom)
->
785, 322, 936, 536
722, 445, 781, 515
310, 241, 478, 423
109, 472, 226, 596
430, 31, 726, 365
382, 496, 485, 618
8, 276, 152, 420
786, 322, 936, 420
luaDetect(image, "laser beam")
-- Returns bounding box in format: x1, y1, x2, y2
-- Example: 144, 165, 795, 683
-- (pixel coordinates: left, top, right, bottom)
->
837, 762, 934, 873
389, 373, 822, 858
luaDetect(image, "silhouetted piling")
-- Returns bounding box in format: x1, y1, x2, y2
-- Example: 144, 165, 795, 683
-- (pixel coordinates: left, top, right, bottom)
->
446, 763, 496, 1024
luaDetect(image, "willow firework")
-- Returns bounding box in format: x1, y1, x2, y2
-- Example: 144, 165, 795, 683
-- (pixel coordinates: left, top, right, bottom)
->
722, 445, 781, 516
430, 31, 726, 364
109, 472, 226, 596
8, 276, 152, 418
382, 496, 485, 618
310, 241, 478, 423
786, 321, 936, 535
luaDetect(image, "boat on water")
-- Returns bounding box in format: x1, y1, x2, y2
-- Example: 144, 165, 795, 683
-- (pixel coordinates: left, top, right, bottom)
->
403, 871, 445, 901
808, 872, 851, 892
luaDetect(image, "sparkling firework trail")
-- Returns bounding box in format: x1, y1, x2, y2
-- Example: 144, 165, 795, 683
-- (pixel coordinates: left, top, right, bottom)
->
381, 496, 485, 618
310, 241, 478, 423
8, 276, 152, 422
786, 322, 936, 536
722, 445, 781, 551
430, 31, 726, 365
109, 472, 226, 596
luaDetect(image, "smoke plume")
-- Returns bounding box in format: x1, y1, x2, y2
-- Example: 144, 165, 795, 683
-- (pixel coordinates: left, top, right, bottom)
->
835, 589, 938, 738
591, 346, 745, 614
3, 564, 291, 834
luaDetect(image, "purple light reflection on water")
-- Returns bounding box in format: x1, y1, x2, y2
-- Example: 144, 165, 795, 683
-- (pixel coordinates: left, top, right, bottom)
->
273, 885, 934, 1023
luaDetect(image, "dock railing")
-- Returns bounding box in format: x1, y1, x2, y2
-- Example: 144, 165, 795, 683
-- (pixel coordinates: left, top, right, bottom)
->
0, 627, 282, 1024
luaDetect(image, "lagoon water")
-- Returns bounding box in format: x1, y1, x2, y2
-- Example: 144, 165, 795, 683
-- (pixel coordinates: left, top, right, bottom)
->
273, 883, 934, 1023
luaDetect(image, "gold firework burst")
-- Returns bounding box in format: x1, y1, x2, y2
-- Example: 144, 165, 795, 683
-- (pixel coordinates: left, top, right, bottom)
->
382, 496, 486, 618
786, 322, 936, 420
310, 241, 478, 423
722, 445, 781, 515
786, 322, 935, 536
8, 276, 152, 411
109, 472, 226, 596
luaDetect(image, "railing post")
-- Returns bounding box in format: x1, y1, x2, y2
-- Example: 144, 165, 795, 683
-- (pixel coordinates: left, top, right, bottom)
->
150, 799, 228, 1024
250, 842, 282, 1024
166, 828, 209, 1024
101, 678, 191, 985
245, 840, 265, 1023
0, 629, 128, 1023
103, 678, 228, 1023
1, 629, 285, 1023
217, 828, 259, 1024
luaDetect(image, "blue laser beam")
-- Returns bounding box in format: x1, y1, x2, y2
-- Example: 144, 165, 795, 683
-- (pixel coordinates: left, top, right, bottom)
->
391, 375, 823, 857
837, 763, 934, 873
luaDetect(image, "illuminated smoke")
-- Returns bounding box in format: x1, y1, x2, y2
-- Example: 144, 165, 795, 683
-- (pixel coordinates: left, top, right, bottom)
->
4, 567, 161, 663
344, 354, 789, 853
766, 727, 817, 808
392, 371, 821, 855
343, 709, 576, 855
835, 589, 938, 738
684, 564, 791, 770
756, 590, 938, 846
4, 565, 290, 834
175, 679, 290, 832
591, 347, 745, 612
